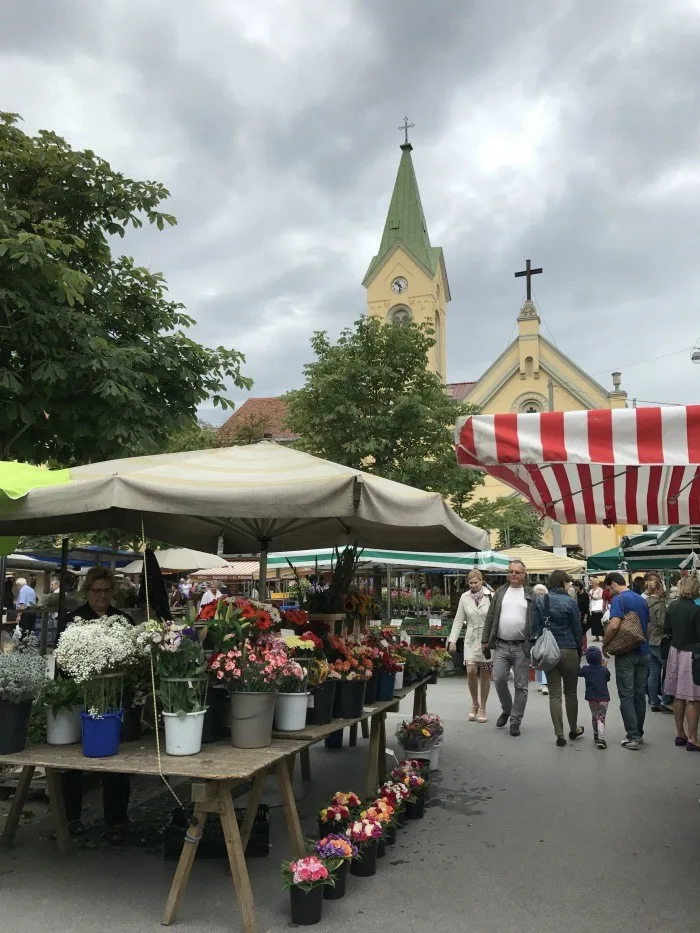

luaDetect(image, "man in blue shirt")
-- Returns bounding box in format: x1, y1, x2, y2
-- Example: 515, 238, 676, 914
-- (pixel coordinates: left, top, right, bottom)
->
602, 572, 650, 750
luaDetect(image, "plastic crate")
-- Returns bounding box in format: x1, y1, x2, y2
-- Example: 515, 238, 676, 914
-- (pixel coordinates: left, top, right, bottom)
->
163, 803, 270, 860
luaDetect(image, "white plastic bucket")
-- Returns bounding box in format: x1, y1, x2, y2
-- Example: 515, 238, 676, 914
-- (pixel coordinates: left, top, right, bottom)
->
274, 693, 309, 731
399, 742, 441, 771
163, 709, 206, 756
394, 667, 404, 691
46, 705, 82, 745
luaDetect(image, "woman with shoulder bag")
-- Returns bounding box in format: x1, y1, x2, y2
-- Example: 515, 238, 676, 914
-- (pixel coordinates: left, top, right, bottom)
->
663, 575, 700, 751
448, 570, 492, 723
645, 575, 672, 713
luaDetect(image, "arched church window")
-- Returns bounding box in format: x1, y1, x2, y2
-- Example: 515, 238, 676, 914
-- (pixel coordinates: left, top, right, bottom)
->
436, 283, 440, 299
525, 356, 534, 378
434, 310, 442, 373
520, 399, 542, 414
388, 305, 412, 328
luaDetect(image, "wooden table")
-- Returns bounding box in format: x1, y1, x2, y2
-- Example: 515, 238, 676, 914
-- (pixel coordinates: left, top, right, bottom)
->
0, 738, 308, 933
272, 676, 431, 796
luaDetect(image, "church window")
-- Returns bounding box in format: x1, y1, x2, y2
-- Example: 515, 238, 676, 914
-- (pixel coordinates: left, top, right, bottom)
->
434, 310, 442, 371
388, 305, 412, 328
436, 283, 440, 299
525, 356, 534, 378
520, 398, 542, 414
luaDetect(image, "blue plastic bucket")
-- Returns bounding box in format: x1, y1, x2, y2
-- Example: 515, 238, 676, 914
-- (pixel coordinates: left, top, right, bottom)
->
324, 728, 344, 749
81, 711, 123, 758
376, 672, 396, 701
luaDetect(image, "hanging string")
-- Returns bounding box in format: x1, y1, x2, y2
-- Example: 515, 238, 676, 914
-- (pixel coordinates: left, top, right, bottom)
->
141, 517, 183, 808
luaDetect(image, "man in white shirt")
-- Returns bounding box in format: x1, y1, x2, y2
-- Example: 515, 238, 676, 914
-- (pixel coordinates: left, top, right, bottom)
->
14, 577, 37, 611
481, 561, 534, 736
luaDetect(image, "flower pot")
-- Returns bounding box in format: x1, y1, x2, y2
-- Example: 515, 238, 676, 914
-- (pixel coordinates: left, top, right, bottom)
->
396, 810, 406, 828
394, 667, 404, 691
289, 884, 324, 925
202, 685, 227, 743
406, 790, 425, 820
120, 704, 143, 743
306, 681, 336, 726
428, 673, 438, 685
376, 671, 396, 701
399, 742, 441, 771
0, 699, 33, 754
229, 692, 276, 749
350, 840, 378, 877
45, 705, 82, 746
318, 819, 347, 838
377, 837, 386, 858
334, 680, 367, 719
385, 824, 397, 845
163, 709, 206, 756
274, 692, 309, 732
364, 669, 379, 704
324, 729, 344, 749
323, 859, 347, 900
81, 711, 123, 758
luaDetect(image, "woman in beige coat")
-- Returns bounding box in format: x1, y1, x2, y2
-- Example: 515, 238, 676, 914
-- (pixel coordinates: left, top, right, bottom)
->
448, 570, 493, 722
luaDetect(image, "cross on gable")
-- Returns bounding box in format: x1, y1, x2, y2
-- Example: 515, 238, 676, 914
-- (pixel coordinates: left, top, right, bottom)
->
514, 259, 543, 301
398, 116, 415, 146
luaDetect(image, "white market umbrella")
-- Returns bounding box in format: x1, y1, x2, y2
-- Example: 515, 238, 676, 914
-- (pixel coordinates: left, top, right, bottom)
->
0, 442, 488, 589
119, 549, 233, 574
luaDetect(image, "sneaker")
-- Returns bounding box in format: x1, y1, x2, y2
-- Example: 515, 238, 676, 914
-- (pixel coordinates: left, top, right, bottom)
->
650, 706, 662, 712
509, 723, 521, 737
622, 740, 641, 750
541, 687, 549, 695
596, 739, 607, 749
569, 726, 584, 740
536, 686, 542, 692
496, 712, 510, 728
556, 736, 567, 747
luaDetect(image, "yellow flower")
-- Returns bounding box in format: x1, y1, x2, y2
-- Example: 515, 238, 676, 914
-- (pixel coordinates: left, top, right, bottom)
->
421, 728, 430, 737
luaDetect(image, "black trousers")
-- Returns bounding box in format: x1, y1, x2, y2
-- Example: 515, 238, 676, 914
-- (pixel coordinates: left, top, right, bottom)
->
61, 770, 130, 827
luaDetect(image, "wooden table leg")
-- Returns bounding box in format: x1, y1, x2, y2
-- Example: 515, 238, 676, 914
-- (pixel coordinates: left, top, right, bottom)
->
377, 713, 387, 785
275, 757, 305, 858
421, 684, 428, 714
299, 746, 311, 783
239, 771, 267, 852
45, 767, 74, 856
162, 805, 208, 926
219, 786, 258, 933
0, 765, 35, 846
348, 723, 358, 747
365, 714, 382, 797
361, 719, 370, 739
412, 685, 422, 718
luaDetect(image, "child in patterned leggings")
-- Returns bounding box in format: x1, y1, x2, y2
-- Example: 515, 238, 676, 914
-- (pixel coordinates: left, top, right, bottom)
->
578, 646, 611, 750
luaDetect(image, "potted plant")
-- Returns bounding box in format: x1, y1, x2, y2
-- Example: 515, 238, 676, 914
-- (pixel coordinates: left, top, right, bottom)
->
326, 637, 373, 718
329, 791, 362, 817
359, 803, 392, 857
42, 677, 83, 745
348, 817, 383, 877
55, 615, 140, 758
317, 803, 350, 839
376, 650, 401, 701
273, 658, 308, 732
287, 546, 364, 634
208, 637, 288, 748
377, 781, 411, 828
281, 855, 333, 925
395, 713, 444, 769
138, 620, 208, 756
305, 657, 337, 726
373, 797, 398, 844
0, 631, 46, 754
314, 833, 357, 900
392, 764, 428, 819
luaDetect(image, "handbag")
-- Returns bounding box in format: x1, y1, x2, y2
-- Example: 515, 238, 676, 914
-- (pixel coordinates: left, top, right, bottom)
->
530, 596, 561, 672
605, 593, 646, 656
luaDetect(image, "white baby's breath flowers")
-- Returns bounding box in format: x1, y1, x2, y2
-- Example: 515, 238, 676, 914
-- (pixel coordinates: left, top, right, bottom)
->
55, 616, 139, 682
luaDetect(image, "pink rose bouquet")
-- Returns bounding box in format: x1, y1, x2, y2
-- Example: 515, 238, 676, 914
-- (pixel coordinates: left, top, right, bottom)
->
281, 854, 333, 892
347, 817, 383, 847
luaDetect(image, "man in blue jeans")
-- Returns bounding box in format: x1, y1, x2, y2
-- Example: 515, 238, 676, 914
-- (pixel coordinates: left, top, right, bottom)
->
602, 572, 650, 750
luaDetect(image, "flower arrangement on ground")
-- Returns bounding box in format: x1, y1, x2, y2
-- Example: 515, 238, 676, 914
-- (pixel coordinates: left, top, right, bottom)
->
330, 791, 362, 815
314, 833, 357, 864
281, 854, 332, 891
377, 780, 411, 811
207, 638, 289, 692
395, 713, 443, 750
318, 803, 350, 829
360, 804, 393, 827
391, 765, 427, 793
137, 620, 207, 714
347, 817, 383, 847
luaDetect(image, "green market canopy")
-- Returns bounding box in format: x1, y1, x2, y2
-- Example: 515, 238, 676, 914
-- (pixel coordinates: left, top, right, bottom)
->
265, 547, 513, 573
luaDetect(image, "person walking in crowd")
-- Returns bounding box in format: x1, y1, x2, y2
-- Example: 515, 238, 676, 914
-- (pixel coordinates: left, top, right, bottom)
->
602, 572, 650, 751
58, 567, 135, 844
14, 576, 37, 610
531, 570, 584, 747
645, 574, 671, 713
578, 645, 611, 749
532, 583, 549, 695
573, 580, 590, 650
481, 560, 534, 737
663, 575, 700, 751
448, 570, 493, 722
588, 579, 605, 642
632, 576, 647, 598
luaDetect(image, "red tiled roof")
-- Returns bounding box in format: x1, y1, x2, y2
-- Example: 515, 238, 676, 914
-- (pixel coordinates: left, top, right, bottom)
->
446, 381, 477, 401
217, 397, 299, 444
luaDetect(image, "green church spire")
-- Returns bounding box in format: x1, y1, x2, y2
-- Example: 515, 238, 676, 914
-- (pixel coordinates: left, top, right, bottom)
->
362, 141, 437, 286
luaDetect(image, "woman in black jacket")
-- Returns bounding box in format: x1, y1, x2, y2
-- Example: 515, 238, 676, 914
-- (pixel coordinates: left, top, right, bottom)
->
663, 575, 700, 751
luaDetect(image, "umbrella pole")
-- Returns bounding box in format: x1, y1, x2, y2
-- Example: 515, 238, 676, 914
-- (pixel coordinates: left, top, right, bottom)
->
56, 537, 69, 648
386, 564, 392, 621
258, 540, 269, 600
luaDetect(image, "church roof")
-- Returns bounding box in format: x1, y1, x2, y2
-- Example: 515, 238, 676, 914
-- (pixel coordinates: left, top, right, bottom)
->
217, 397, 299, 445
363, 143, 437, 286
446, 381, 477, 401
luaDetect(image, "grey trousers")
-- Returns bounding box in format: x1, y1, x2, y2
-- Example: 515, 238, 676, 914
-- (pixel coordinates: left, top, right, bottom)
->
492, 643, 530, 725
546, 648, 581, 738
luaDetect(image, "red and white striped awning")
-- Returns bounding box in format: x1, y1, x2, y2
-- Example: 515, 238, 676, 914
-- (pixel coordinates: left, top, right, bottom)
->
455, 406, 700, 526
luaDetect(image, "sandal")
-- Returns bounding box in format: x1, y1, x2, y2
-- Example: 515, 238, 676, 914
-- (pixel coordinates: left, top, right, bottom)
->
468, 706, 478, 722
477, 708, 487, 723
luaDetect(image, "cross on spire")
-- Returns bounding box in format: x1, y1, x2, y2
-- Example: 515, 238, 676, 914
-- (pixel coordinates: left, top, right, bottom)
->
514, 258, 543, 301
398, 116, 414, 146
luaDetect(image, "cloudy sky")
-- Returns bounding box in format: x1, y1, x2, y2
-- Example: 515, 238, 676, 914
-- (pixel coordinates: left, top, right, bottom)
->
3, 0, 700, 422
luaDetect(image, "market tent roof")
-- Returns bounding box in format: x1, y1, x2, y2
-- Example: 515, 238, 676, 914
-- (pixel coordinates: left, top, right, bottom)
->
190, 561, 262, 581
0, 442, 488, 554
586, 525, 700, 572
586, 548, 623, 572
497, 545, 585, 574
265, 547, 513, 573
455, 406, 700, 525
586, 547, 694, 573
120, 549, 233, 574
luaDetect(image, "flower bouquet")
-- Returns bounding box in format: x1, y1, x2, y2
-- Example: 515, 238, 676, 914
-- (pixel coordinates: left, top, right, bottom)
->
391, 764, 428, 819
317, 803, 350, 838
200, 598, 279, 651
281, 855, 333, 924
0, 631, 46, 754
280, 608, 309, 630
372, 798, 398, 843
378, 780, 411, 826
395, 713, 443, 750
360, 803, 394, 855
138, 620, 207, 756
348, 817, 383, 877
55, 616, 141, 757
330, 791, 362, 817
314, 834, 357, 900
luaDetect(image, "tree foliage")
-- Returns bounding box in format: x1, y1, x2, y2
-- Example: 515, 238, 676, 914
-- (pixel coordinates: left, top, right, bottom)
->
462, 496, 544, 549
0, 112, 251, 465
284, 316, 483, 502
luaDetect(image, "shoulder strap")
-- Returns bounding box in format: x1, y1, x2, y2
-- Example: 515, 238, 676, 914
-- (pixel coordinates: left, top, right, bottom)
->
543, 594, 551, 625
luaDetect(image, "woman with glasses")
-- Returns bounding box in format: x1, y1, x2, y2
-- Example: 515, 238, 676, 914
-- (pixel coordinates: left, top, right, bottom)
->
58, 566, 134, 845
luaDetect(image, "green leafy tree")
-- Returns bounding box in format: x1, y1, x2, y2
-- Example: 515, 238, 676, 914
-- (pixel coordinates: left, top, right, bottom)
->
0, 113, 251, 465
462, 496, 543, 549
284, 316, 483, 502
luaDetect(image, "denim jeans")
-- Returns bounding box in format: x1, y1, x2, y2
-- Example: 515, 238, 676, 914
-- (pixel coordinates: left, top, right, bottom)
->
647, 645, 671, 707
615, 652, 650, 742
492, 643, 530, 725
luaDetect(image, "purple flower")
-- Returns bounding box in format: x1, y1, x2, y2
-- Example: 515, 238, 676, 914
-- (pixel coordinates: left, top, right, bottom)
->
314, 832, 357, 860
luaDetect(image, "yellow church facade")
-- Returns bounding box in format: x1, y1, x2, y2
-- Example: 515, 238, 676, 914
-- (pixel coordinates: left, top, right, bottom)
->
363, 138, 640, 556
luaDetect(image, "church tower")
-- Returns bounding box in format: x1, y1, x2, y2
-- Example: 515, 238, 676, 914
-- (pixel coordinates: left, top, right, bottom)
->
362, 129, 450, 382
